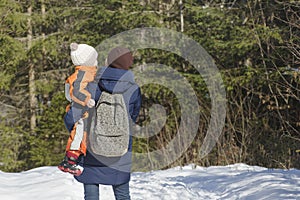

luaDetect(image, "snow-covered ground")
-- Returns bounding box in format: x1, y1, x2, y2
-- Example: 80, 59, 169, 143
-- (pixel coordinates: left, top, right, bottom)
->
0, 163, 300, 200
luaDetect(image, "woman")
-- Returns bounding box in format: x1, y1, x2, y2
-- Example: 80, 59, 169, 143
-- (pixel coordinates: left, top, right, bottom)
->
64, 47, 141, 200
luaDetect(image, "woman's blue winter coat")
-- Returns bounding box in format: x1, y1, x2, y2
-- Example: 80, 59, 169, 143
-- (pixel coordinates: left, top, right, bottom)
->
64, 66, 141, 185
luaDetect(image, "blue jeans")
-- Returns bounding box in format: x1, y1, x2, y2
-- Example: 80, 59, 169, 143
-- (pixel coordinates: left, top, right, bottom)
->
84, 182, 130, 200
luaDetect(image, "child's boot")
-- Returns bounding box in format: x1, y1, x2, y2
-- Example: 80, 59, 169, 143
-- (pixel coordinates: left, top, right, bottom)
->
58, 151, 83, 176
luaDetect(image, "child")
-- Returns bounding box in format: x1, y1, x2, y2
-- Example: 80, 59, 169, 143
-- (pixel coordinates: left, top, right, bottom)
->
58, 42, 98, 176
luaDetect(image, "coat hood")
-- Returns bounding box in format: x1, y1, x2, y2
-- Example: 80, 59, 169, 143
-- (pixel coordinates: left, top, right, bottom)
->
96, 66, 136, 94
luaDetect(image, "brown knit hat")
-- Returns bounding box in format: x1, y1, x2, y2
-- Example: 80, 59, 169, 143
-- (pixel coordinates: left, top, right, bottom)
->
107, 47, 133, 70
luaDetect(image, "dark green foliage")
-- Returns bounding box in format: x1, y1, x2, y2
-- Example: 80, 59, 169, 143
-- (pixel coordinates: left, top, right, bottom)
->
29, 92, 68, 167
0, 35, 25, 91
0, 122, 26, 172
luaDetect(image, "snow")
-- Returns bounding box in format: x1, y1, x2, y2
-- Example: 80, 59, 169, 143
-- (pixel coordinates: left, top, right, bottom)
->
0, 163, 300, 200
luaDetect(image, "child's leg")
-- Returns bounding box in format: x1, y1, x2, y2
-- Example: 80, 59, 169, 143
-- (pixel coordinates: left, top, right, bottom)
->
66, 118, 86, 156
66, 111, 89, 155
58, 120, 85, 176
58, 112, 89, 175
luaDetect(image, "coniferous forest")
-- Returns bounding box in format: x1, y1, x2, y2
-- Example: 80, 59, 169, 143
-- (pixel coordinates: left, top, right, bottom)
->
0, 0, 299, 172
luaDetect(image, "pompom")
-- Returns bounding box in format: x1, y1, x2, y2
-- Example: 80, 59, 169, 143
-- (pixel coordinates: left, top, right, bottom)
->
70, 43, 78, 51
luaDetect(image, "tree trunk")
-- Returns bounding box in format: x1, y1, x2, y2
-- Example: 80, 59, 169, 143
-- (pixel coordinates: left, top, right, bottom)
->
27, 1, 37, 134
179, 0, 184, 32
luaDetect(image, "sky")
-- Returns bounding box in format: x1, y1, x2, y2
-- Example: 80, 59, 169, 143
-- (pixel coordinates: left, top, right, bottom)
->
0, 163, 300, 200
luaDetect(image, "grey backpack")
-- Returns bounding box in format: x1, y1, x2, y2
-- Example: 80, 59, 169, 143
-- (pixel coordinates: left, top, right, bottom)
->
89, 91, 130, 157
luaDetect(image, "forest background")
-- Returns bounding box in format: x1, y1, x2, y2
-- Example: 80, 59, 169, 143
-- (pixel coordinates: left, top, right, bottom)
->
0, 0, 299, 172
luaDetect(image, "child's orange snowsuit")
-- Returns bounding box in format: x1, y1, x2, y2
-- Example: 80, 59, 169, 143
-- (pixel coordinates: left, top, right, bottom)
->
65, 66, 97, 157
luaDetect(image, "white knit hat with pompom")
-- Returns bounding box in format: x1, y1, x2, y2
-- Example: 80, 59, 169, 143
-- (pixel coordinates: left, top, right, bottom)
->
70, 43, 98, 66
